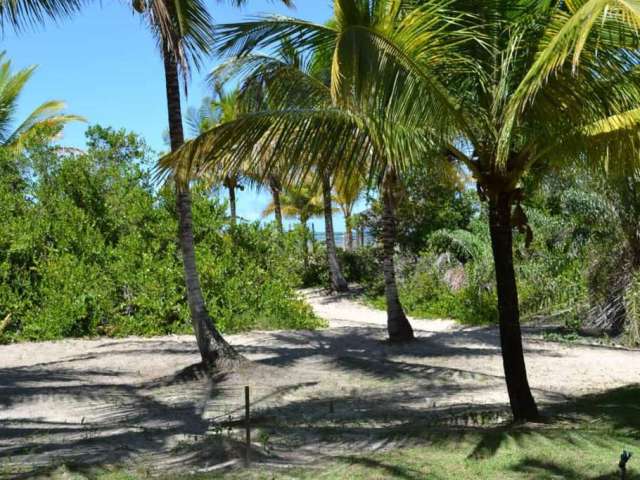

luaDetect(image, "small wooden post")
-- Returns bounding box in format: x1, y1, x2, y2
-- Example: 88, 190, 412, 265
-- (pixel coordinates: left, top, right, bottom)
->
244, 386, 251, 467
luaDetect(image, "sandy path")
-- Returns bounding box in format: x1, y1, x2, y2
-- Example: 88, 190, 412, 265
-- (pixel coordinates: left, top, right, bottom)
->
304, 288, 640, 401
2, 290, 640, 476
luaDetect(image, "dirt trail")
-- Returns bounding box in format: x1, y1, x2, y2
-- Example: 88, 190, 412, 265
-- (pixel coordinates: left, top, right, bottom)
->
2, 289, 640, 476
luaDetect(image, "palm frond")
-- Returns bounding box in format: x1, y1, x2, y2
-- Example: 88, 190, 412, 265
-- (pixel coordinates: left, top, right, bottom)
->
497, 0, 640, 166
0, 0, 85, 31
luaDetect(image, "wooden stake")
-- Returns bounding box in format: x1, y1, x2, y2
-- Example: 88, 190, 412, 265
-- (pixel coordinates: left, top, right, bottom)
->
244, 386, 251, 467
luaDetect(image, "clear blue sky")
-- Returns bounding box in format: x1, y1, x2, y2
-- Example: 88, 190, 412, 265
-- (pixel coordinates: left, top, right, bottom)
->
2, 0, 362, 232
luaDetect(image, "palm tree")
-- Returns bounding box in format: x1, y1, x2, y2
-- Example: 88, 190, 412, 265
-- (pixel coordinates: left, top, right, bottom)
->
135, 0, 244, 365
307, 0, 640, 418
143, 0, 293, 366
262, 181, 323, 266
267, 174, 284, 233
164, 0, 640, 418
160, 10, 418, 340
321, 172, 349, 291
380, 169, 414, 342
209, 38, 350, 291
0, 53, 82, 151
186, 90, 245, 226
333, 170, 363, 251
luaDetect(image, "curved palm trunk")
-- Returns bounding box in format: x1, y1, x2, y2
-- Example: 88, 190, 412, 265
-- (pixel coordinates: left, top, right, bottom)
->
163, 46, 237, 365
270, 176, 284, 234
488, 192, 538, 422
322, 174, 349, 292
382, 185, 414, 342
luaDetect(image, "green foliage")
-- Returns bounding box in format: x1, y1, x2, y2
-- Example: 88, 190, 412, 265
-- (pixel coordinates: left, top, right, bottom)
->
362, 165, 475, 256
624, 273, 640, 345
0, 126, 321, 343
365, 187, 601, 327
296, 240, 382, 290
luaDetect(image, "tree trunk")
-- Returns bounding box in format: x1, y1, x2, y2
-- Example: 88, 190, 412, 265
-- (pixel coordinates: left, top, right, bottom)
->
322, 174, 349, 292
163, 44, 237, 365
382, 185, 414, 342
301, 218, 310, 268
270, 176, 284, 234
227, 180, 237, 226
345, 214, 353, 251
488, 192, 539, 422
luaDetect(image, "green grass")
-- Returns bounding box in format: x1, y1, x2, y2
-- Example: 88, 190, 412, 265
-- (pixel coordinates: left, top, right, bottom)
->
35, 386, 640, 480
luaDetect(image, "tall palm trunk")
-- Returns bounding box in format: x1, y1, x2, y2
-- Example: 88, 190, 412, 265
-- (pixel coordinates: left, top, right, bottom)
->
227, 180, 237, 226
488, 191, 538, 422
163, 45, 237, 365
270, 176, 284, 234
322, 174, 349, 292
382, 185, 414, 342
344, 213, 353, 251
301, 217, 310, 268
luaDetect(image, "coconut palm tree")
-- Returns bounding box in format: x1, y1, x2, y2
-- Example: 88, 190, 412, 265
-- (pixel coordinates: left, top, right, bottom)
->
186, 90, 245, 226
384, 0, 640, 420
134, 0, 241, 365
209, 39, 350, 291
143, 0, 294, 366
263, 181, 323, 263
321, 172, 349, 291
333, 170, 363, 251
163, 0, 640, 418
267, 174, 284, 233
0, 53, 82, 152
380, 168, 414, 341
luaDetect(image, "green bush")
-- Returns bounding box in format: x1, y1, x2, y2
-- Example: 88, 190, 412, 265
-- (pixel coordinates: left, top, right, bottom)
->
0, 126, 322, 343
364, 201, 593, 326
296, 242, 383, 290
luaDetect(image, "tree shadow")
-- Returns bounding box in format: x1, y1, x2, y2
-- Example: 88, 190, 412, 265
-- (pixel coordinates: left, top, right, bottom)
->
333, 455, 426, 480
467, 385, 640, 474
0, 350, 314, 478
1, 323, 638, 478
512, 457, 639, 480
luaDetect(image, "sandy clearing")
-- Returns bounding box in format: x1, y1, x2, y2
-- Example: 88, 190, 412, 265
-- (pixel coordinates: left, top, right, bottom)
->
1, 289, 639, 476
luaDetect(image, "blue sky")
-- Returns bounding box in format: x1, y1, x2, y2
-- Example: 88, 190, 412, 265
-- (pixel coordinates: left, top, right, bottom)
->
2, 0, 362, 233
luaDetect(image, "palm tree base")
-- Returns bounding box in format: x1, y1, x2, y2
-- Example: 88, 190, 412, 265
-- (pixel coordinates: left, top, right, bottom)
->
387, 312, 415, 343
197, 319, 243, 366
331, 281, 350, 293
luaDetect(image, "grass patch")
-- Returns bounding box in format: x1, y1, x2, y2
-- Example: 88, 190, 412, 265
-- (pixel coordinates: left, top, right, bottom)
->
36, 386, 640, 480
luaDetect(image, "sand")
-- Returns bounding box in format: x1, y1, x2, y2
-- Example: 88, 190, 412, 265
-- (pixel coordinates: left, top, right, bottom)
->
1, 288, 639, 477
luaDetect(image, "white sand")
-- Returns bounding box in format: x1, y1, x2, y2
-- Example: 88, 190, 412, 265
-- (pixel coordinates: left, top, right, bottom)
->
1, 289, 639, 475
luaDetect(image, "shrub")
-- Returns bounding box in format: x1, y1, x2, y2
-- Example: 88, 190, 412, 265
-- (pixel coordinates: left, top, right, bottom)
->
0, 126, 323, 343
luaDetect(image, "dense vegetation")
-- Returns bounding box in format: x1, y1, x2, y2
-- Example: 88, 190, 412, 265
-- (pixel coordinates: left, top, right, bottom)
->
357, 164, 636, 338
7, 123, 632, 346
0, 126, 320, 342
